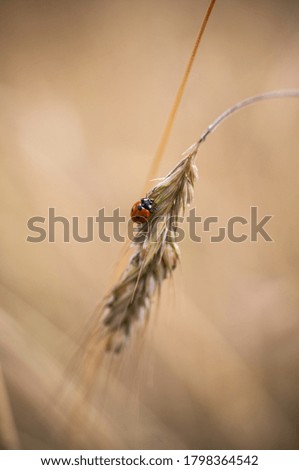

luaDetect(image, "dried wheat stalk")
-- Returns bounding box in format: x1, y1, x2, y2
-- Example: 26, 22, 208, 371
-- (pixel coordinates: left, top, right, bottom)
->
100, 145, 198, 353
95, 89, 299, 355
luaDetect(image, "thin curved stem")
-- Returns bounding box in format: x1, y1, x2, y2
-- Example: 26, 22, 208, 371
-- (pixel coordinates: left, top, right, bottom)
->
193, 89, 299, 152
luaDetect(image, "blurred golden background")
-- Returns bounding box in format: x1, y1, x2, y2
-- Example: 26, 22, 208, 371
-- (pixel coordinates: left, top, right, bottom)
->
0, 0, 299, 450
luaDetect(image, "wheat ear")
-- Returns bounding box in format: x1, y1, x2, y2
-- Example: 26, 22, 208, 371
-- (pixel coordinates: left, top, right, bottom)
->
99, 146, 198, 353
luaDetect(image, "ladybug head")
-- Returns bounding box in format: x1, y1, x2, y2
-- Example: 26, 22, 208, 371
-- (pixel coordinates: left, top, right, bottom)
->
140, 198, 154, 212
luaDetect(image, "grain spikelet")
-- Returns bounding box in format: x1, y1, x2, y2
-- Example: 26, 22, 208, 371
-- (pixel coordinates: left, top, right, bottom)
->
99, 144, 199, 353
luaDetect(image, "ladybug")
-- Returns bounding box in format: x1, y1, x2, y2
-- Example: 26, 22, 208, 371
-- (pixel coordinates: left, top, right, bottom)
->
130, 198, 154, 223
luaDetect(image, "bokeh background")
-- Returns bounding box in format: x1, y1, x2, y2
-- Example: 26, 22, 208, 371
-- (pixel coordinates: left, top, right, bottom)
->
0, 0, 299, 450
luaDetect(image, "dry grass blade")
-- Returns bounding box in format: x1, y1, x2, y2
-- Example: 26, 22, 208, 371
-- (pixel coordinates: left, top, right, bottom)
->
0, 364, 20, 449
147, 0, 216, 184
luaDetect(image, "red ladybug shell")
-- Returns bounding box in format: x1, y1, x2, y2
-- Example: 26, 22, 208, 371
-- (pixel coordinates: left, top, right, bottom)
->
130, 200, 151, 223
